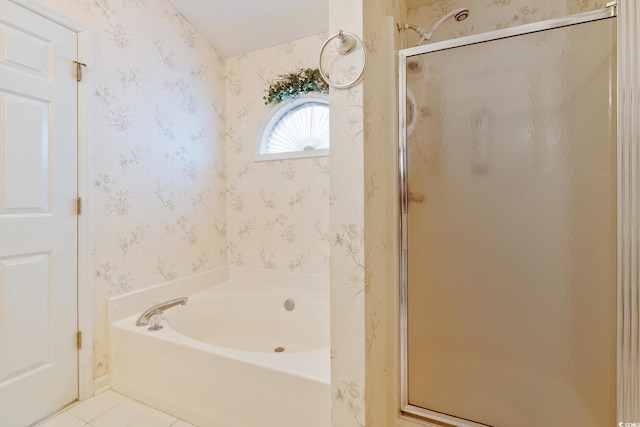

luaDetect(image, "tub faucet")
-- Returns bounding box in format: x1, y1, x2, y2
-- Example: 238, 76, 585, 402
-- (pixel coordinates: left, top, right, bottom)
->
135, 297, 188, 328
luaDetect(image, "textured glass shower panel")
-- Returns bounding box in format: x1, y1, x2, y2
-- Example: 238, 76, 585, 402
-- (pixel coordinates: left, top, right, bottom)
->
406, 18, 616, 427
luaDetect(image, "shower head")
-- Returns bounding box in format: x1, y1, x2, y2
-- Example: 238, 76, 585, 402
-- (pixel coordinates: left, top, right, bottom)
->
421, 7, 470, 45
453, 8, 470, 22
399, 7, 470, 46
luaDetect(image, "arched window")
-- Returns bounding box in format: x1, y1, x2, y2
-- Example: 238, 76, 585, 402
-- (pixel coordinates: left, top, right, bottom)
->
255, 95, 329, 161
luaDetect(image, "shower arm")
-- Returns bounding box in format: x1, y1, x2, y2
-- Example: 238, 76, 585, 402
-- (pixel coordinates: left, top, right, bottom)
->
403, 23, 434, 45
421, 11, 458, 44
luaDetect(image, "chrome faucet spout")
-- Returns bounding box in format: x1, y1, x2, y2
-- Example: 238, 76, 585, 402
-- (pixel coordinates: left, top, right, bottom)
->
135, 297, 188, 327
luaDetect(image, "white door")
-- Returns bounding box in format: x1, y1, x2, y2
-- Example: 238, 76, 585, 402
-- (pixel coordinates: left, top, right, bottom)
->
0, 1, 79, 426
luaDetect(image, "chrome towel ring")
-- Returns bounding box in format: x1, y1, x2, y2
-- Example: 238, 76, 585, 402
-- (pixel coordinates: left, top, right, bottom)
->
318, 30, 367, 89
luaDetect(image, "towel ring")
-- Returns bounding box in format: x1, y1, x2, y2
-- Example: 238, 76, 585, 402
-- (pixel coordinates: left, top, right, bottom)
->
318, 30, 367, 89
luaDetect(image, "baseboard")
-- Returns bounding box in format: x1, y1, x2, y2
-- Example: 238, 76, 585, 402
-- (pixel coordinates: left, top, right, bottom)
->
92, 375, 110, 397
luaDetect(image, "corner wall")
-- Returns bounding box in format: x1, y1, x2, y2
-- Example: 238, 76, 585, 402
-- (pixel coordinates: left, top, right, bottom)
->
328, 0, 406, 424
328, 0, 366, 424
224, 35, 330, 275
35, 0, 228, 379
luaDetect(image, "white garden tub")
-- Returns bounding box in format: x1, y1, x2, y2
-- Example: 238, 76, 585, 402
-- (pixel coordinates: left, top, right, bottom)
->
109, 268, 330, 427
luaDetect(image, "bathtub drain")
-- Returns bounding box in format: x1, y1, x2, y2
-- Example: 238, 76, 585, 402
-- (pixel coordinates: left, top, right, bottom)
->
283, 298, 295, 311
274, 346, 285, 353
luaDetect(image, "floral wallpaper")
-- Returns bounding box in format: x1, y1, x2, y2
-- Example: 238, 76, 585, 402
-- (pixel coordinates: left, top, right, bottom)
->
362, 1, 406, 426
35, 0, 331, 383
36, 0, 228, 379
403, 0, 608, 47
327, 0, 366, 425
224, 35, 330, 275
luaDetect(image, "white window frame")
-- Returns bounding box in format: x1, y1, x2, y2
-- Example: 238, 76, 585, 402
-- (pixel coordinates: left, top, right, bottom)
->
255, 93, 329, 162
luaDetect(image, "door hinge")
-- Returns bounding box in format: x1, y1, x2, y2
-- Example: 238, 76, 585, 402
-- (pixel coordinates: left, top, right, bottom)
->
76, 197, 82, 215
76, 331, 82, 350
74, 60, 87, 82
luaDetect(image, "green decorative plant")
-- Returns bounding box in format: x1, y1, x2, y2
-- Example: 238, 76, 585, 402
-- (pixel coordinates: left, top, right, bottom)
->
263, 68, 329, 105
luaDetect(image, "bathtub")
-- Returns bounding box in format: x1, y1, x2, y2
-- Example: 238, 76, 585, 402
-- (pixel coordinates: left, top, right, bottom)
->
109, 268, 330, 427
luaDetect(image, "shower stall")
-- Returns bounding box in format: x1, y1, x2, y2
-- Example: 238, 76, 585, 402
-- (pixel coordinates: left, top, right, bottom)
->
399, 7, 620, 427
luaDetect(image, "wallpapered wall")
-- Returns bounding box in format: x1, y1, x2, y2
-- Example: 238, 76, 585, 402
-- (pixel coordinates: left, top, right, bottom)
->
328, 0, 406, 424
38, 0, 330, 381
225, 36, 330, 275
37, 0, 228, 378
362, 0, 406, 425
403, 0, 607, 47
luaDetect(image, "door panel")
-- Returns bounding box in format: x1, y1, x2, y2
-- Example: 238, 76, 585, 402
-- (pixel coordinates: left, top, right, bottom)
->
1, 93, 50, 213
403, 16, 617, 427
0, 2, 78, 425
0, 254, 50, 380
0, 22, 50, 78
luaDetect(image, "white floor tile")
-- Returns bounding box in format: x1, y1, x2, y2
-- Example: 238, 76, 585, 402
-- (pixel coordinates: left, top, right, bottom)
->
128, 407, 177, 427
90, 399, 149, 427
42, 390, 194, 427
37, 412, 86, 427
67, 390, 127, 422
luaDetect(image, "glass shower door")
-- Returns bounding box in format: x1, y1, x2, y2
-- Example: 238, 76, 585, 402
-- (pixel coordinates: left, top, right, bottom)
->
401, 11, 617, 427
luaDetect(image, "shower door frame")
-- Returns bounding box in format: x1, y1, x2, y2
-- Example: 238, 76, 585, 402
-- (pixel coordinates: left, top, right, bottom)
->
398, 3, 640, 425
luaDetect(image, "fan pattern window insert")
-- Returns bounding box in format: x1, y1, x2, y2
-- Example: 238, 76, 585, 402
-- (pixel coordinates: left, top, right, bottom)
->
256, 96, 329, 161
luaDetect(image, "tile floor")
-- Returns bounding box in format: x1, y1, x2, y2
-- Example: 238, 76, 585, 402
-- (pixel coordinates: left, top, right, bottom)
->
36, 390, 195, 427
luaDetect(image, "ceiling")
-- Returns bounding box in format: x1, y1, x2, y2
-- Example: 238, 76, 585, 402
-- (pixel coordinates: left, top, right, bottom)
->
168, 0, 329, 58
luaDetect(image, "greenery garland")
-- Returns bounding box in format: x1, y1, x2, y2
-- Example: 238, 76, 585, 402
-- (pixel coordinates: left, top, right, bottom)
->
263, 68, 329, 105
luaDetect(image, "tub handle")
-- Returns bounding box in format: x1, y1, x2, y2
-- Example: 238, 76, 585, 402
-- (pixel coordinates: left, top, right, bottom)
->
136, 297, 188, 327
